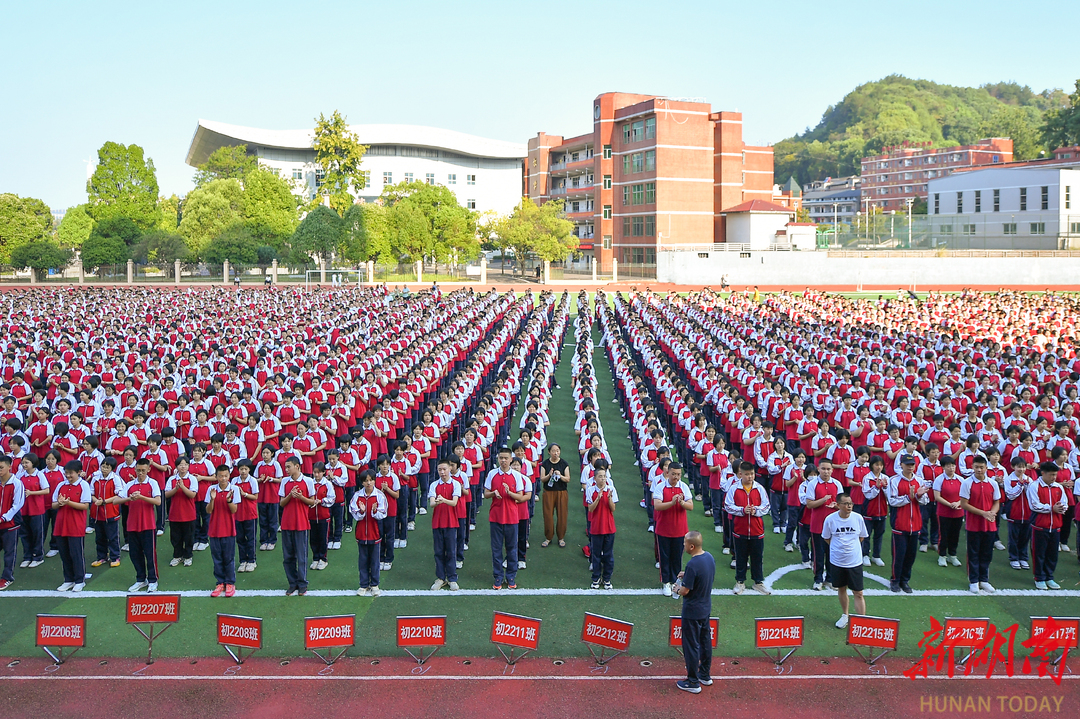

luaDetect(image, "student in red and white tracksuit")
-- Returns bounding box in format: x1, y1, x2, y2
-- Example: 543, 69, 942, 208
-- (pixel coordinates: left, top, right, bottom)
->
959, 457, 1001, 593
1026, 462, 1069, 590
1003, 456, 1033, 569
0, 457, 26, 588
724, 461, 770, 594
887, 456, 929, 593
52, 461, 91, 591
653, 463, 693, 596
207, 466, 240, 597
428, 459, 461, 590
586, 465, 618, 589
118, 459, 161, 591
349, 470, 387, 596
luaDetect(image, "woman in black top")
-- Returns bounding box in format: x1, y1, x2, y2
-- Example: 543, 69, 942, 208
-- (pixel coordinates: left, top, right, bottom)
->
540, 444, 570, 547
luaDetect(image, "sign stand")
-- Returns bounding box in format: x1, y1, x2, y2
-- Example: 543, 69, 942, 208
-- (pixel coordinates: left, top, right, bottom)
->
491, 611, 542, 666
755, 616, 804, 666
943, 617, 990, 667
846, 615, 900, 666
397, 616, 447, 666
669, 617, 719, 657
305, 615, 356, 666
1029, 617, 1080, 667
217, 614, 263, 665
581, 612, 634, 666
127, 594, 181, 665
36, 614, 87, 666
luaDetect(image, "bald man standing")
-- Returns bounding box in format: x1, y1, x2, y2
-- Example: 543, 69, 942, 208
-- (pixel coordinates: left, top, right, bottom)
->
675, 531, 715, 694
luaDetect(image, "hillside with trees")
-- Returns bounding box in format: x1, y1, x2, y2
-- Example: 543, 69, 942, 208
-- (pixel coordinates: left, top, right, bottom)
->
774, 75, 1071, 185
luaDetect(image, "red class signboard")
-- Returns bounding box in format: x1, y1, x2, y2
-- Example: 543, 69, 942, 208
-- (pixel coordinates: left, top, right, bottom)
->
397, 615, 447, 647
1030, 617, 1080, 650
126, 594, 181, 624
581, 613, 633, 653
846, 614, 900, 665
36, 614, 86, 665
305, 615, 355, 666
755, 617, 804, 649
668, 617, 719, 648
491, 611, 541, 651
217, 614, 262, 664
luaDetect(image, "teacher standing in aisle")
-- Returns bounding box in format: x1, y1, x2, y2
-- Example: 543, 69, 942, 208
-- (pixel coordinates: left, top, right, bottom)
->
540, 444, 570, 547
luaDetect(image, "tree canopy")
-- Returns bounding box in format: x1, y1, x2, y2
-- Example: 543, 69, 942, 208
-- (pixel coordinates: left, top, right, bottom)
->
289, 205, 343, 266
58, 204, 93, 249
492, 198, 576, 272
240, 168, 299, 247
341, 203, 392, 264
193, 145, 258, 187
381, 181, 479, 263
312, 111, 368, 215
10, 240, 72, 279
204, 224, 260, 266
1042, 80, 1080, 150
131, 229, 188, 272
774, 76, 1069, 185
177, 178, 244, 259
86, 141, 160, 229
0, 194, 53, 264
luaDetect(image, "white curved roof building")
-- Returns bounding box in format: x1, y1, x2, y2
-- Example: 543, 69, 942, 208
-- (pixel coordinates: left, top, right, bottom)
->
186, 119, 526, 216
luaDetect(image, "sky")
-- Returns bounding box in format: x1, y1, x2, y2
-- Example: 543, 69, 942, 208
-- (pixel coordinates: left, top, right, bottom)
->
2, 0, 1078, 213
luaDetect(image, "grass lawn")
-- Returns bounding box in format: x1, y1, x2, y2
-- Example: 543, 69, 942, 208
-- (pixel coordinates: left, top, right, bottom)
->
1, 299, 1077, 660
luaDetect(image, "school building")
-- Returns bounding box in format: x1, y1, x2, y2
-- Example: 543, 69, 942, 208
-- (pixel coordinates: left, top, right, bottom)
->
525, 93, 785, 270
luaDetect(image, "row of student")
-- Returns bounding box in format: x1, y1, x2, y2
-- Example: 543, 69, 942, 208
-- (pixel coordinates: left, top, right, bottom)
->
0, 291, 565, 592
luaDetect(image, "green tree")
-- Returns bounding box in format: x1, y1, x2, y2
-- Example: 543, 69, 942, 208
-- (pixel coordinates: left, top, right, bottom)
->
289, 205, 343, 266
241, 168, 299, 248
86, 141, 160, 229
10, 240, 72, 280
494, 198, 576, 274
1042, 79, 1080, 149
341, 202, 392, 264
87, 216, 143, 248
57, 204, 93, 249
177, 178, 244, 259
193, 145, 258, 187
312, 111, 368, 214
157, 194, 181, 231
0, 194, 53, 264
131, 230, 189, 276
979, 105, 1045, 160
381, 181, 479, 264
81, 233, 129, 271
204, 224, 260, 266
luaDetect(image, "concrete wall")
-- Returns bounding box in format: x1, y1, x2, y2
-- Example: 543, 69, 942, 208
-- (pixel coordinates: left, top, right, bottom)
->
657, 249, 1080, 288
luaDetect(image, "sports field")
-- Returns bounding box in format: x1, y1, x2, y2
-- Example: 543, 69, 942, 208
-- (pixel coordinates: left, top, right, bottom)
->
1, 300, 1077, 666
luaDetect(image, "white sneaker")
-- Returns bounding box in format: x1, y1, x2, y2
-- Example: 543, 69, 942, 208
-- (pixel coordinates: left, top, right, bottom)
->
1010, 560, 1021, 570
979, 582, 995, 593
72, 583, 85, 592
431, 579, 447, 590
357, 587, 370, 596
862, 555, 871, 566
715, 526, 722, 533
379, 562, 388, 571
733, 582, 745, 595
938, 556, 947, 567
28, 560, 43, 568
310, 560, 319, 569
156, 530, 164, 536
518, 561, 526, 569
662, 583, 672, 597
400, 540, 407, 548
993, 541, 1006, 551
383, 562, 391, 571
873, 557, 885, 566
463, 543, 469, 551
57, 582, 74, 591
813, 582, 823, 591
456, 561, 463, 569
19, 560, 30, 568
85, 527, 95, 534
503, 560, 507, 568
183, 558, 192, 566
722, 547, 730, 554
128, 581, 148, 592
969, 583, 980, 594
417, 508, 427, 515
469, 524, 476, 531
407, 522, 416, 531
169, 558, 182, 567
655, 561, 661, 569
121, 544, 129, 552
801, 561, 811, 569
1060, 544, 1071, 553
369, 586, 381, 597
196, 543, 208, 551
248, 562, 256, 571
753, 583, 771, 595
46, 550, 59, 558
147, 582, 157, 592
948, 556, 961, 566
918, 545, 927, 553
317, 560, 328, 570
835, 614, 849, 629
449, 581, 459, 591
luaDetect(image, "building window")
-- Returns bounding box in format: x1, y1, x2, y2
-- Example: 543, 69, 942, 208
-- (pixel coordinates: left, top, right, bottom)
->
939, 225, 953, 234
623, 124, 631, 144
622, 186, 631, 207
1003, 223, 1017, 235
957, 192, 963, 213
467, 174, 476, 185
974, 190, 981, 213
603, 174, 611, 190
1071, 222, 1080, 234
405, 173, 414, 183
602, 205, 611, 220
383, 172, 393, 185
1041, 186, 1049, 210
632, 184, 644, 205
315, 169, 325, 187
448, 174, 457, 184
632, 216, 644, 237
292, 168, 304, 180
631, 153, 644, 173
1030, 222, 1045, 235
631, 121, 644, 142
645, 150, 655, 172
1067, 186, 1072, 210
933, 193, 939, 215
645, 117, 656, 140
622, 217, 631, 236
602, 235, 611, 250
466, 199, 476, 210
645, 215, 655, 236
603, 144, 611, 159
622, 156, 631, 174
993, 189, 1000, 212
962, 224, 976, 235
1020, 187, 1027, 211
645, 182, 655, 204
425, 173, 435, 185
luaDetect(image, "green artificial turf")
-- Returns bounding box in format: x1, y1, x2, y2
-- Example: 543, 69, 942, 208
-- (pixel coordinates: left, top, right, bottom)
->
0, 298, 1077, 660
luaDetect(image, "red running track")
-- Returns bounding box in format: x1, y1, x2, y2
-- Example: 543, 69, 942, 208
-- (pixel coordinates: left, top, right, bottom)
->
2, 654, 1075, 718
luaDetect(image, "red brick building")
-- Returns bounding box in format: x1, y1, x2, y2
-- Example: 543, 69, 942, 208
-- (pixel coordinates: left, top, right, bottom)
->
860, 138, 1013, 211
526, 93, 774, 270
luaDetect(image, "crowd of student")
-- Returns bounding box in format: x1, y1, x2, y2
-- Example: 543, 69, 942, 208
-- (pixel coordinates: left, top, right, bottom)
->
596, 286, 1078, 625
0, 285, 575, 596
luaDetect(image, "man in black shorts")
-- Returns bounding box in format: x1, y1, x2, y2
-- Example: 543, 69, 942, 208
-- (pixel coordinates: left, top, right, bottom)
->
822, 493, 868, 629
